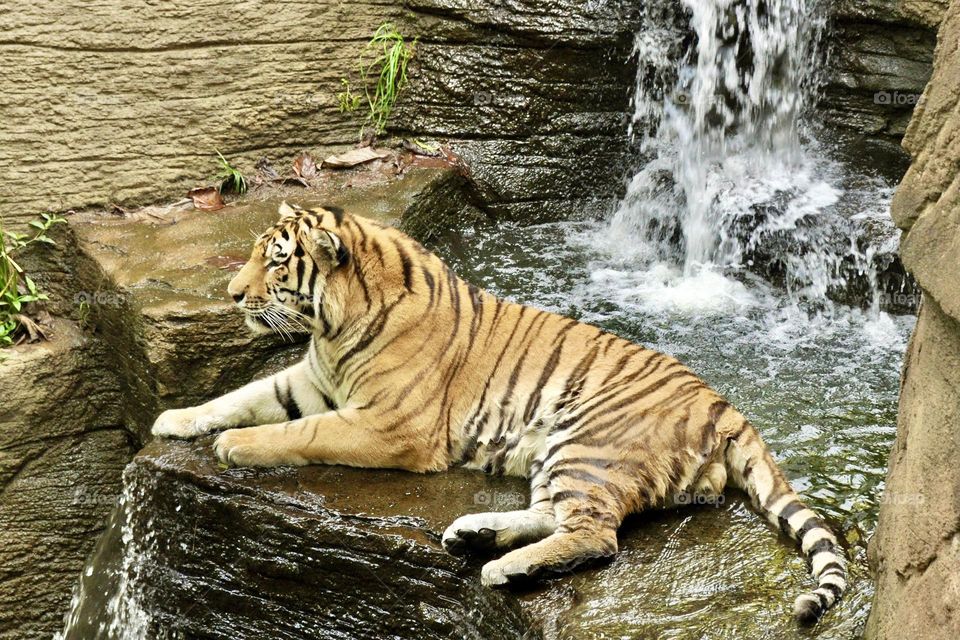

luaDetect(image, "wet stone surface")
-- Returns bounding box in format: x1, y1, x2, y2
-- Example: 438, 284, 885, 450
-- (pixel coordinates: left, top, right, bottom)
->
69, 434, 873, 640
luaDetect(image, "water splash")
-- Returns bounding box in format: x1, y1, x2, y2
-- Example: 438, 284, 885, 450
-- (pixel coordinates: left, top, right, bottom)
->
58, 465, 152, 640
601, 0, 908, 314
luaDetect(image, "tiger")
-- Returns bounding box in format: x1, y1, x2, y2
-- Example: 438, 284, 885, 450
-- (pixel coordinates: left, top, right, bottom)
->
152, 202, 847, 624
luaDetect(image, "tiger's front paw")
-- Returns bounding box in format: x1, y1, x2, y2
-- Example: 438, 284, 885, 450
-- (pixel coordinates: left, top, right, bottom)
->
151, 408, 221, 439
213, 426, 306, 468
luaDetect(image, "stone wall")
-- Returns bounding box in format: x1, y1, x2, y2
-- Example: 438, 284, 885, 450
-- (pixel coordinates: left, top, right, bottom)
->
866, 1, 960, 638
0, 1, 941, 230
0, 1, 641, 228
823, 0, 942, 139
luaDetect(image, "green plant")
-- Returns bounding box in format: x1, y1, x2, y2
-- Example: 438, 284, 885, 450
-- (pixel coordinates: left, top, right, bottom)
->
0, 213, 65, 346
215, 151, 247, 194
337, 78, 361, 113
337, 22, 416, 136
77, 299, 91, 331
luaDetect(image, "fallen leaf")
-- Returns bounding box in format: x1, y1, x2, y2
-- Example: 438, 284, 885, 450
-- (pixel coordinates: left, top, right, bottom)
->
321, 147, 391, 169
13, 314, 47, 343
187, 187, 225, 211
292, 152, 317, 180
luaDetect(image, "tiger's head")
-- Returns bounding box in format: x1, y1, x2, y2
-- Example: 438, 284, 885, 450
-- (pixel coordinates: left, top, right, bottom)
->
227, 202, 349, 336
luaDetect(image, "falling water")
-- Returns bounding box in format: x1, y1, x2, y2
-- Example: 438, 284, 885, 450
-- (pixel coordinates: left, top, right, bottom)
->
58, 466, 153, 640
600, 0, 909, 312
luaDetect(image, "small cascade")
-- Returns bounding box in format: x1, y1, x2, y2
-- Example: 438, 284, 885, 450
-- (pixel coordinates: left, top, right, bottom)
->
599, 0, 914, 313
58, 465, 153, 640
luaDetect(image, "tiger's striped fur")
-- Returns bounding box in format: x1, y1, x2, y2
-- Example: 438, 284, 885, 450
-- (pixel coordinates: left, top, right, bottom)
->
151, 202, 846, 624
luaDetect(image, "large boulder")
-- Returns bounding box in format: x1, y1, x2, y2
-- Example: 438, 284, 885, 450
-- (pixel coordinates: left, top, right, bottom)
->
866, 2, 960, 638
0, 0, 641, 227
0, 320, 136, 639
62, 438, 874, 639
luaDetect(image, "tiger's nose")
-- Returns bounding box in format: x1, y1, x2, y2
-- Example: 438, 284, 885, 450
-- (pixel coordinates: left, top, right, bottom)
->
231, 291, 245, 304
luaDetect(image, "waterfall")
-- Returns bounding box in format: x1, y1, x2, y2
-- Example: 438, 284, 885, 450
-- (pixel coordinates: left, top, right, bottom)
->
598, 0, 908, 313
58, 466, 152, 640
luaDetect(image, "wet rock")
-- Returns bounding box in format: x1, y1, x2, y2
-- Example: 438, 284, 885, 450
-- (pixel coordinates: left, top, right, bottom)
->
0, 320, 137, 638
0, 167, 469, 639
0, 220, 154, 639
62, 437, 878, 639
867, 3, 960, 638
396, 0, 641, 221
823, 0, 940, 139
0, 0, 640, 228
63, 440, 537, 640
0, 0, 940, 229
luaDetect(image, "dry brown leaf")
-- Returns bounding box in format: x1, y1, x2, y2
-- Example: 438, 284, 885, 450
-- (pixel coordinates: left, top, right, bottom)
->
187, 187, 225, 211
321, 147, 391, 169
292, 152, 317, 180
14, 314, 48, 343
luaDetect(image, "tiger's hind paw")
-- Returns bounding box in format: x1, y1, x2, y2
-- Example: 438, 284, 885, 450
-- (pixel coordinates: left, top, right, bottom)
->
441, 510, 556, 557
442, 526, 498, 557
480, 556, 541, 587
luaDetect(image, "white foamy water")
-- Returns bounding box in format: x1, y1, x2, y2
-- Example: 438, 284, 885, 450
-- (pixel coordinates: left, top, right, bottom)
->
596, 0, 905, 319
58, 468, 152, 640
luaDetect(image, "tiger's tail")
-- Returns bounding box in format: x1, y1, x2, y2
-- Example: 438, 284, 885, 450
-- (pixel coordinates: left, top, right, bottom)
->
724, 422, 847, 625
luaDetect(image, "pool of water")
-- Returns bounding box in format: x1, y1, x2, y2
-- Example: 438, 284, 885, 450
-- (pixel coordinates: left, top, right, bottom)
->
432, 219, 914, 639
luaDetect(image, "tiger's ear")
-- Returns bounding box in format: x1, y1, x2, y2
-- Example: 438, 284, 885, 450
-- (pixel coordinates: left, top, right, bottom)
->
309, 228, 349, 267
278, 201, 298, 218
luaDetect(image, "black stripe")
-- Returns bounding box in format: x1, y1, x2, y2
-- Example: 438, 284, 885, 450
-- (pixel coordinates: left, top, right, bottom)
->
335, 296, 404, 372
818, 561, 845, 577
777, 500, 805, 536
548, 467, 607, 486
820, 582, 842, 599
324, 205, 345, 226
319, 391, 337, 411
550, 490, 589, 503
296, 256, 306, 286
807, 538, 835, 557
395, 242, 414, 292
795, 516, 825, 542
306, 259, 319, 296
274, 379, 302, 420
